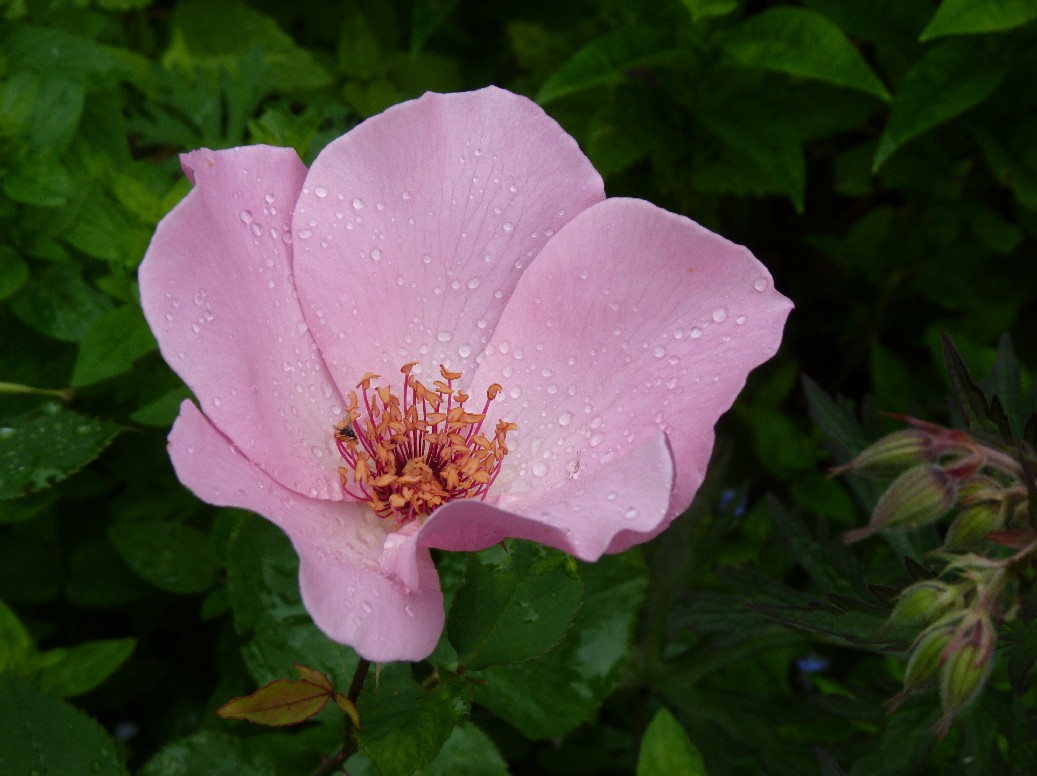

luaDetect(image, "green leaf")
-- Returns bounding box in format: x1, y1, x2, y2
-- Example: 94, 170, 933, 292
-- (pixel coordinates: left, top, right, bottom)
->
108, 521, 218, 594
0, 672, 128, 776
411, 0, 459, 54
695, 82, 807, 211
415, 723, 509, 776
940, 332, 1004, 436
920, 0, 1037, 40
0, 247, 29, 300
679, 0, 738, 23
355, 665, 466, 776
165, 0, 331, 93
130, 387, 192, 428
0, 597, 34, 670
139, 730, 278, 776
10, 262, 113, 342
723, 7, 891, 100
751, 408, 818, 478
536, 27, 675, 104
0, 403, 121, 500
2, 158, 76, 207
471, 551, 647, 738
873, 39, 1008, 170
448, 540, 582, 671
0, 71, 84, 153
637, 708, 708, 776
226, 515, 360, 687
71, 304, 157, 387
32, 638, 136, 698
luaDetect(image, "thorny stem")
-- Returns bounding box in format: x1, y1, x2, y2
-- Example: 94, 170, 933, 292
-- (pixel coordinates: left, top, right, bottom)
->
308, 659, 372, 776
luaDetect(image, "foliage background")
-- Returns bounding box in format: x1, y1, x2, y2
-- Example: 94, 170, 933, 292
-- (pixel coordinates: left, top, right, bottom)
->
1, 0, 1036, 773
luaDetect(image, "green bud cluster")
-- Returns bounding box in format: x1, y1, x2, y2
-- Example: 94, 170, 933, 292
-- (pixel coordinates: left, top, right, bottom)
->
834, 420, 1037, 739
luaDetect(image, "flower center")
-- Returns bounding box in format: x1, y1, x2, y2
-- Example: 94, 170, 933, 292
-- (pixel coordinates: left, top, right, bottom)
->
334, 362, 515, 525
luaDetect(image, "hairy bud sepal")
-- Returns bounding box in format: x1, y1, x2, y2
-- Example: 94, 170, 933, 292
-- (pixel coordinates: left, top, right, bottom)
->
843, 465, 958, 544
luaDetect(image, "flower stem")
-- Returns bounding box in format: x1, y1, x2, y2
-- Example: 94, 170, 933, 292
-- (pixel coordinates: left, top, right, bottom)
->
0, 381, 75, 402
307, 659, 372, 776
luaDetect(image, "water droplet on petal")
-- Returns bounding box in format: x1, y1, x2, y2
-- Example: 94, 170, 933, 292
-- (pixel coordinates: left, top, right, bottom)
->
558, 411, 572, 426
712, 307, 728, 323
239, 210, 253, 224
314, 186, 328, 198
502, 222, 513, 233
532, 461, 548, 477
352, 198, 364, 210
625, 507, 639, 520
436, 331, 452, 343
753, 278, 768, 292
690, 327, 703, 339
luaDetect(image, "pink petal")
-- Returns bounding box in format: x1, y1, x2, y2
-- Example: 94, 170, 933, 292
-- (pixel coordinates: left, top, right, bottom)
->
167, 400, 443, 662
409, 433, 673, 563
291, 86, 606, 391
471, 198, 793, 549
140, 147, 347, 501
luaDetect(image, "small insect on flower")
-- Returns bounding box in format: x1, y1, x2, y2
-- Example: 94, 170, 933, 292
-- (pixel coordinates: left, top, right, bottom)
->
567, 451, 582, 480
335, 421, 357, 441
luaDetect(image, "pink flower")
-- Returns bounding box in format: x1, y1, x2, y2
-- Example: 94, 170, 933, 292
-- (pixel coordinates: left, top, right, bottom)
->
139, 87, 792, 662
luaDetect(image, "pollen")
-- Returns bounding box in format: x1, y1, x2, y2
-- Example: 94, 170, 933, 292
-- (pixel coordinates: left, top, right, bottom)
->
334, 363, 515, 525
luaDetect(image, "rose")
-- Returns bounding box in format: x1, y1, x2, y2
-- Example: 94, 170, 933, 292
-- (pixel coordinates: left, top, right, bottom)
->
140, 87, 792, 661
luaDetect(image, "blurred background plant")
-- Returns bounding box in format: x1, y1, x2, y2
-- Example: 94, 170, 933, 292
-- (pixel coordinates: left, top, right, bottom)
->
1, 0, 1035, 774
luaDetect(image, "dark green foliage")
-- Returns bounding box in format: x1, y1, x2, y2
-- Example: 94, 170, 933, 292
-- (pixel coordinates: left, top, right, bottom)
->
1, 0, 1036, 774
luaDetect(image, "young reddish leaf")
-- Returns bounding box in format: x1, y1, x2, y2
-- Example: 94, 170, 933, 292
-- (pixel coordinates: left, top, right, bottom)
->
334, 693, 361, 728
292, 662, 334, 692
215, 678, 332, 726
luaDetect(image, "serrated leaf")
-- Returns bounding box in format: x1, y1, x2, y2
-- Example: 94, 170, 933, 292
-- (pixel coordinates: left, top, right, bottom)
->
636, 708, 707, 776
769, 497, 868, 598
33, 638, 136, 698
108, 521, 217, 594
215, 678, 333, 726
355, 665, 466, 776
413, 723, 509, 776
139, 730, 278, 776
874, 39, 1008, 170
71, 304, 157, 387
10, 262, 113, 342
448, 540, 582, 671
696, 86, 806, 211
723, 7, 890, 100
920, 0, 1037, 40
0, 672, 128, 776
0, 403, 121, 500
165, 0, 331, 93
536, 27, 674, 104
746, 599, 901, 650
940, 332, 1000, 435
471, 552, 647, 739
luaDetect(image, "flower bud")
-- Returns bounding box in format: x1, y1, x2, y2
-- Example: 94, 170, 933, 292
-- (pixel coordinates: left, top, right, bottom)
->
942, 502, 1003, 551
936, 638, 994, 738
902, 624, 954, 694
830, 430, 932, 477
886, 581, 959, 630
843, 465, 958, 544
